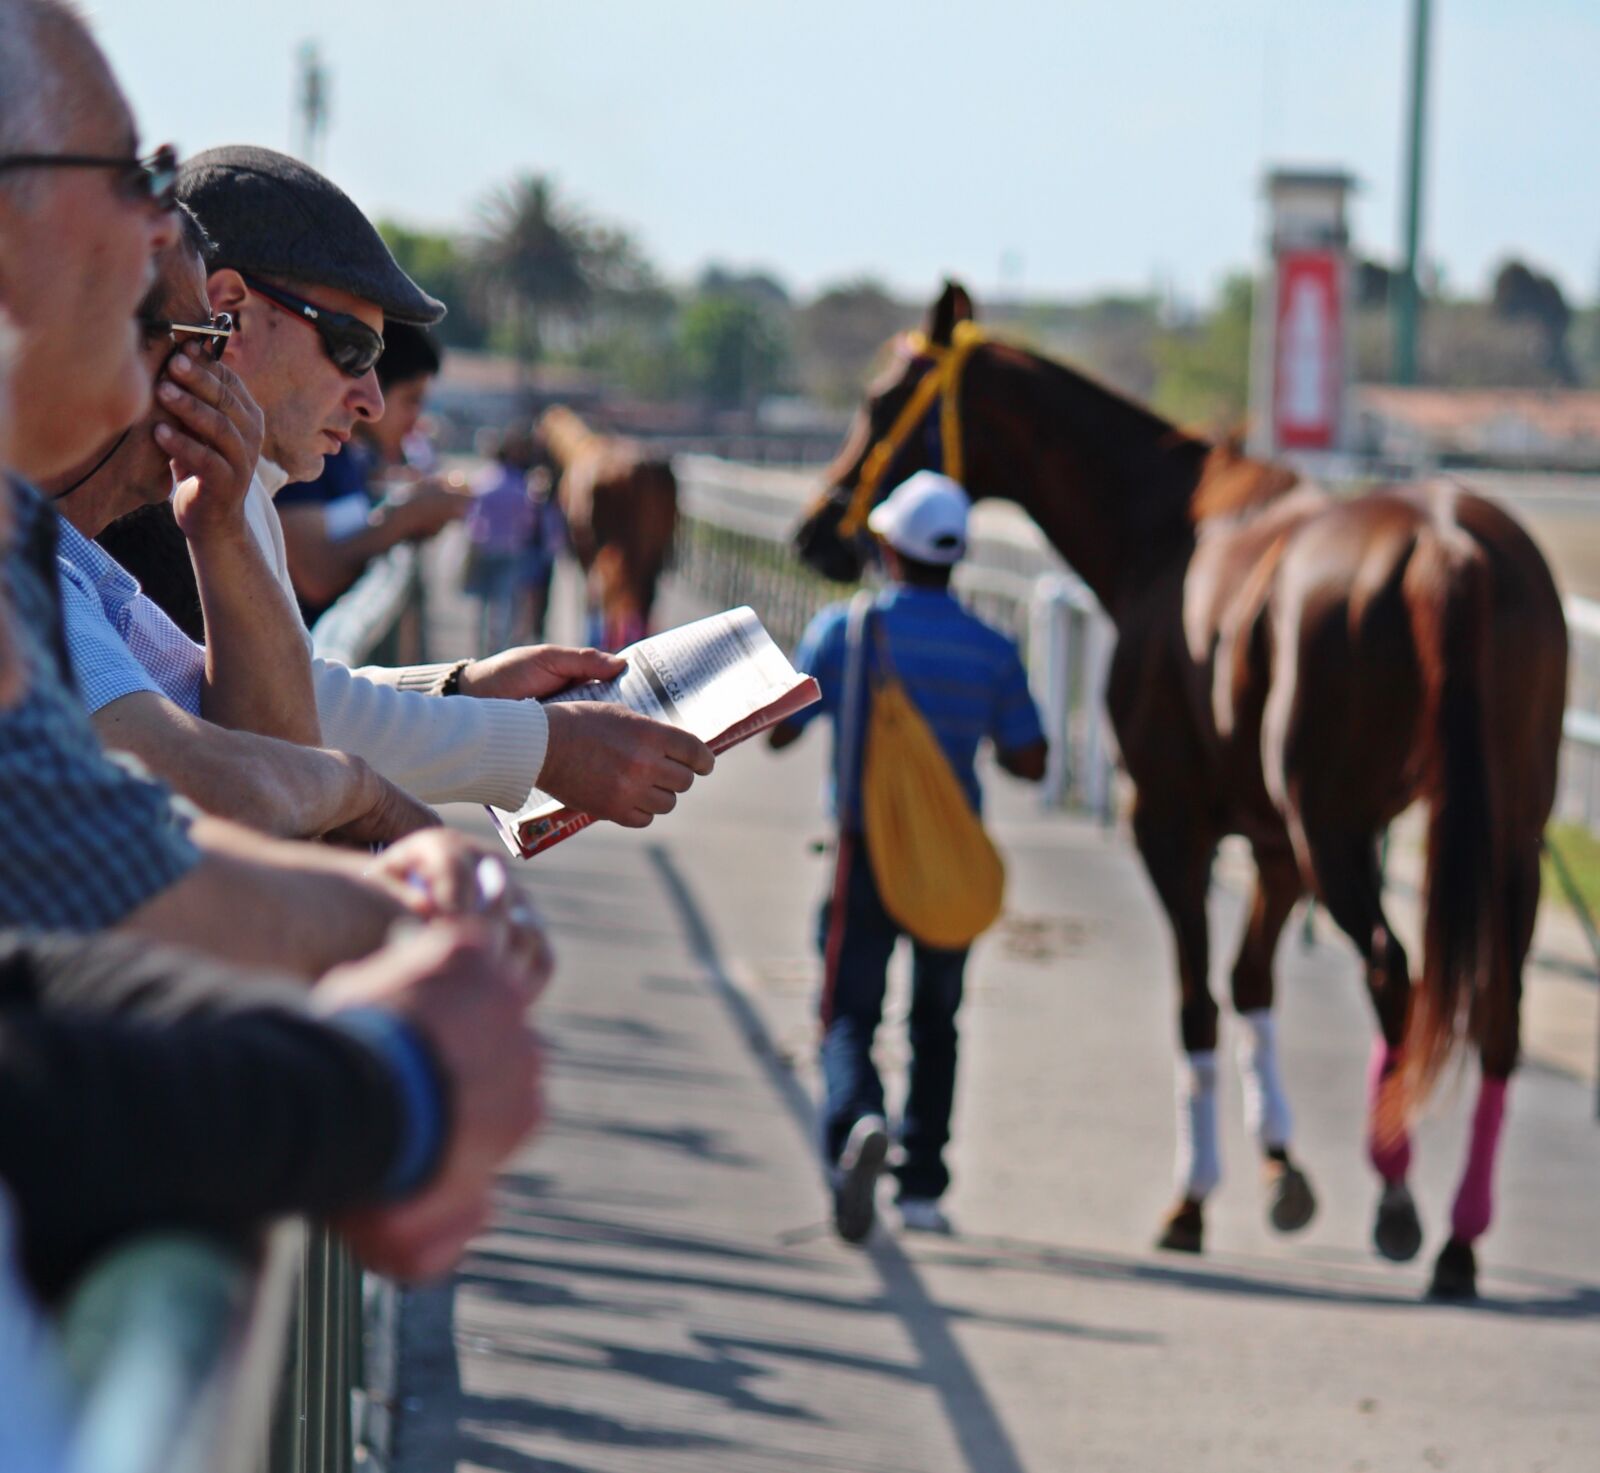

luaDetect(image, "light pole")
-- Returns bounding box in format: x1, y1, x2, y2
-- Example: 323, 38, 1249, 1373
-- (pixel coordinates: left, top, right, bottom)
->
294, 41, 330, 168
1393, 0, 1431, 385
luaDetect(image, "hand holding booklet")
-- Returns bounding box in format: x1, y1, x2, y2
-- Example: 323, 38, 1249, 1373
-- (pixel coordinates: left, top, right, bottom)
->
489, 606, 820, 858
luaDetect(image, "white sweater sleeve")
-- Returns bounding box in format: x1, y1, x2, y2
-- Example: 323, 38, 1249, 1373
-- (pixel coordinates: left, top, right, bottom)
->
312, 657, 548, 809
246, 465, 548, 809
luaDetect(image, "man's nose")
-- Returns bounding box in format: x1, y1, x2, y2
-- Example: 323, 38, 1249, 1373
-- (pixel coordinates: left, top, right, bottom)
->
350, 370, 385, 423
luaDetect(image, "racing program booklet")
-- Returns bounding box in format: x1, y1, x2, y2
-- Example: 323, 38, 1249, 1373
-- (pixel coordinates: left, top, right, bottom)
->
488, 606, 821, 858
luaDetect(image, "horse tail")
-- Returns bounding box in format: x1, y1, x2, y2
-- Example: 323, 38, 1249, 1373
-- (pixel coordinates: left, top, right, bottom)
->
1394, 528, 1502, 1123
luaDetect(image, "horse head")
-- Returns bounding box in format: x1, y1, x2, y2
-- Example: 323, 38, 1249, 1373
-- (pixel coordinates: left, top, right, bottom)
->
794, 281, 975, 583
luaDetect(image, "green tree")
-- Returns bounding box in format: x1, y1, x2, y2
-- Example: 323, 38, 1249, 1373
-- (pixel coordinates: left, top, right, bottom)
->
1492, 258, 1577, 385
1151, 274, 1254, 431
472, 174, 591, 369
794, 279, 910, 406
677, 293, 789, 409
377, 220, 485, 349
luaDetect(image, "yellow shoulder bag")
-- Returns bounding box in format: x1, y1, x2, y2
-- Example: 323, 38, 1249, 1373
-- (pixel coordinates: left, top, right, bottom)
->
846, 595, 1005, 949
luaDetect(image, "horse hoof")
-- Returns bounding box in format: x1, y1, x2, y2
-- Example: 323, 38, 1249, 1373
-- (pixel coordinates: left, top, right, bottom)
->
1372, 1182, 1424, 1263
1265, 1158, 1317, 1234
1156, 1199, 1204, 1254
1427, 1237, 1478, 1301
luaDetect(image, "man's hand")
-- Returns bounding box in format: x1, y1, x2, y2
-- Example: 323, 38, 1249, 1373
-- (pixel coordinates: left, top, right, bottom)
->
156, 348, 265, 545
323, 759, 441, 847
455, 644, 626, 700
382, 479, 467, 542
315, 923, 546, 1280
364, 831, 549, 977
538, 702, 714, 827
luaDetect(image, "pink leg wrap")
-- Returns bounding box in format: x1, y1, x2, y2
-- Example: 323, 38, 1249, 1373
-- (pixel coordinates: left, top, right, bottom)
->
1450, 1076, 1508, 1243
1366, 1038, 1412, 1183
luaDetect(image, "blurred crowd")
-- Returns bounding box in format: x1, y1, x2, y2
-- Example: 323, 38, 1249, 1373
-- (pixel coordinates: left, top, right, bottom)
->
0, 1, 714, 1462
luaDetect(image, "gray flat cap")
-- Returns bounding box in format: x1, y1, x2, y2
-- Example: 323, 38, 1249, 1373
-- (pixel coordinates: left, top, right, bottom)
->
176, 146, 444, 326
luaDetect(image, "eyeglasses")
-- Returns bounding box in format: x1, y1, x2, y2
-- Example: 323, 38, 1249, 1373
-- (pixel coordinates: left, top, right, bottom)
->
240, 274, 385, 379
143, 311, 234, 361
0, 143, 179, 210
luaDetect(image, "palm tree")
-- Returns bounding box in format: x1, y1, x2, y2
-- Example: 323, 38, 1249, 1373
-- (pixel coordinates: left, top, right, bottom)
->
473, 174, 591, 372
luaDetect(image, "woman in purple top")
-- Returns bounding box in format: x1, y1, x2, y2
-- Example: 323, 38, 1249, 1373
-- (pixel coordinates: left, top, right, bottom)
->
462, 424, 537, 653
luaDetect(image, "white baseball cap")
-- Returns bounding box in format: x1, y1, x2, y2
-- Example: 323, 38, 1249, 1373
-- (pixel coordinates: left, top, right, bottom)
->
867, 470, 970, 565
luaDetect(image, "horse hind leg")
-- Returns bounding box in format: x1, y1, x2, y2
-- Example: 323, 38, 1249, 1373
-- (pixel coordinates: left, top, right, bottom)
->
1295, 821, 1424, 1264
1429, 840, 1536, 1301
1230, 843, 1317, 1234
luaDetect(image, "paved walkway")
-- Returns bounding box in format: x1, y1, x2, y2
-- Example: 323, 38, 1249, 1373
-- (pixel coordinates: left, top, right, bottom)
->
395, 558, 1600, 1472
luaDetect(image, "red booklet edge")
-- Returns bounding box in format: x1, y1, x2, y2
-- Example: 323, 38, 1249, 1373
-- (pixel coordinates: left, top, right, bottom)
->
493, 675, 821, 859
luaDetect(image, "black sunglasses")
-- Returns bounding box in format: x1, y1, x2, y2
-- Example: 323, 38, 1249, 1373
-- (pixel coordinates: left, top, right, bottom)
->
143, 311, 234, 362
0, 143, 178, 210
241, 274, 385, 379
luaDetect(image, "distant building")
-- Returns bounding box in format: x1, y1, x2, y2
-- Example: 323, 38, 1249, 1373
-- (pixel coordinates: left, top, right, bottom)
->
1353, 386, 1600, 472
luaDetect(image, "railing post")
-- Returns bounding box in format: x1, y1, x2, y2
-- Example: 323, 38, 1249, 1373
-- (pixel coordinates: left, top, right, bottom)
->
1028, 574, 1076, 810
1081, 613, 1116, 823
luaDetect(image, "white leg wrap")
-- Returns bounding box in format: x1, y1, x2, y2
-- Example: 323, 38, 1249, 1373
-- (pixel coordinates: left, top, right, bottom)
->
1237, 1008, 1293, 1150
1174, 1051, 1221, 1199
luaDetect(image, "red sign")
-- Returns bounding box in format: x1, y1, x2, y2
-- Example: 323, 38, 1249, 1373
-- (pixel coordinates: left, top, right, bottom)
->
1273, 250, 1343, 450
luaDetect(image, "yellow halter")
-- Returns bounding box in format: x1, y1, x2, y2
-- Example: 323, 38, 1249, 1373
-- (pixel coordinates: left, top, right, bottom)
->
838, 321, 985, 538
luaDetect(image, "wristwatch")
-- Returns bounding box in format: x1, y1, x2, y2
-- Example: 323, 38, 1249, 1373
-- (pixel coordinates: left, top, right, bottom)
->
437, 659, 472, 697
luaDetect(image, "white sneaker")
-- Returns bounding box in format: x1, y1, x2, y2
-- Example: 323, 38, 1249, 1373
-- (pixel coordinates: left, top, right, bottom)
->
897, 1197, 952, 1235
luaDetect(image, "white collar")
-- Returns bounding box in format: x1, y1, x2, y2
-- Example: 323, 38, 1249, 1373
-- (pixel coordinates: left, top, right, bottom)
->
256, 459, 290, 498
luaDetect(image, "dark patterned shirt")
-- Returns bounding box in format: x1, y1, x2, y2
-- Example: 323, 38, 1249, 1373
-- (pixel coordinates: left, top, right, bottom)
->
0, 480, 199, 929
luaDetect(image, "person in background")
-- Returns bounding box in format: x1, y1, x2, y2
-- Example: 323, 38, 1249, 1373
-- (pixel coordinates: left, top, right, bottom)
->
768, 471, 1048, 1244
277, 322, 465, 626
462, 422, 535, 654
522, 460, 568, 642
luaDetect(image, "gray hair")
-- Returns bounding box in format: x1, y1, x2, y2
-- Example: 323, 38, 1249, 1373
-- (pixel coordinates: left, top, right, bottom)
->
0, 0, 100, 186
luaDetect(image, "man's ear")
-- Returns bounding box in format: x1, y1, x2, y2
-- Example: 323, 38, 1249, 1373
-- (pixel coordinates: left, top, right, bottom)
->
206, 269, 249, 366
206, 268, 248, 316
926, 279, 975, 347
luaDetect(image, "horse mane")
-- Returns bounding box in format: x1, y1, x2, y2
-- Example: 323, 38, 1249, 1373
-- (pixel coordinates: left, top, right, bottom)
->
976, 340, 1214, 510
539, 405, 600, 468
1188, 436, 1301, 521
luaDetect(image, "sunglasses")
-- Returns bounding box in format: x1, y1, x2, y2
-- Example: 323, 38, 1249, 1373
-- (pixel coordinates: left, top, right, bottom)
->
0, 143, 179, 210
143, 312, 234, 362
241, 274, 385, 378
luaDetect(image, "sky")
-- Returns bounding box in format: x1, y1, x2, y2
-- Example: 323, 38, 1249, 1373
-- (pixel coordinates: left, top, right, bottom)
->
87, 0, 1599, 308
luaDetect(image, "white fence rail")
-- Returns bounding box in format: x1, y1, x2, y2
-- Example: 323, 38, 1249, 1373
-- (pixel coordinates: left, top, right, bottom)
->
672, 455, 1117, 816
1558, 595, 1600, 833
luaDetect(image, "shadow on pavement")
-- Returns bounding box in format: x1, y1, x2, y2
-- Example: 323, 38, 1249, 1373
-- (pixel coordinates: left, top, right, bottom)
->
902, 1232, 1600, 1320
647, 841, 1034, 1473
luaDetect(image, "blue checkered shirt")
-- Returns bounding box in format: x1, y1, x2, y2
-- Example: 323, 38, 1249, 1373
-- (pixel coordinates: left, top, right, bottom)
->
54, 516, 204, 715
0, 480, 200, 930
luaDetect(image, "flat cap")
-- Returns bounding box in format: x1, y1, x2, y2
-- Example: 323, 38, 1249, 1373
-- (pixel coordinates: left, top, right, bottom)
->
176, 146, 444, 326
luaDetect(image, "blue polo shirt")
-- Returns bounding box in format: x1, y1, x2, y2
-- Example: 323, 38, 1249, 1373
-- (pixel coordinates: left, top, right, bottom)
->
790, 585, 1045, 822
55, 516, 205, 716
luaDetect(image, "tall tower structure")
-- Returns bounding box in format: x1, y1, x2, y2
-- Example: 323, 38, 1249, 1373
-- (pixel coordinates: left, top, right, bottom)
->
1246, 169, 1357, 462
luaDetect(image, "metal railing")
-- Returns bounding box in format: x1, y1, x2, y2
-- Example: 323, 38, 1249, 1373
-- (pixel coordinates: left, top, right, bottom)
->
57, 1224, 308, 1473
309, 544, 429, 668
58, 1223, 385, 1473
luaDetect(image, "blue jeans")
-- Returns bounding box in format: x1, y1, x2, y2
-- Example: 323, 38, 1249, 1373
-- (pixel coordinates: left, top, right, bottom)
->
817, 836, 968, 1201
463, 549, 521, 654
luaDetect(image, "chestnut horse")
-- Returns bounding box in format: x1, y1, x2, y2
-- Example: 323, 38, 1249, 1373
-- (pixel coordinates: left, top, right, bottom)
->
796, 283, 1567, 1300
538, 406, 677, 650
